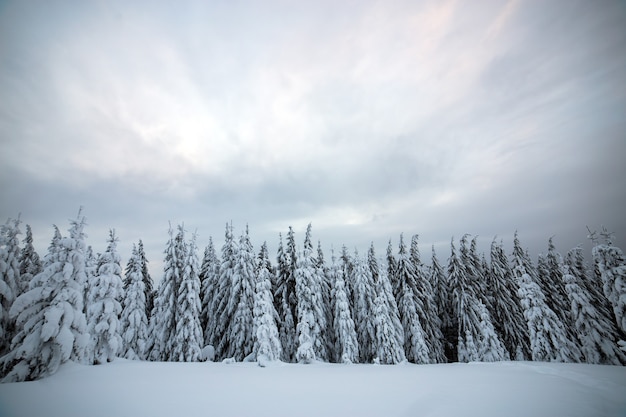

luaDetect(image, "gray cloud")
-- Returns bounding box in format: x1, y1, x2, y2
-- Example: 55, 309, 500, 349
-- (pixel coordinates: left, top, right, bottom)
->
1, 0, 625, 274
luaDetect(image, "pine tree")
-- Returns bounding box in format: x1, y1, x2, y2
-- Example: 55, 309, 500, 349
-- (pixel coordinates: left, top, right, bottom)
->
200, 237, 220, 348
369, 243, 405, 363
449, 238, 506, 362
330, 250, 359, 363
274, 231, 297, 362
18, 224, 41, 296
87, 229, 124, 365
84, 246, 97, 314
589, 228, 626, 334
430, 246, 454, 361
148, 225, 184, 361
488, 239, 531, 360
210, 224, 237, 356
295, 230, 327, 364
0, 210, 89, 381
395, 235, 430, 363
372, 264, 406, 364
512, 234, 582, 362
410, 235, 446, 363
120, 244, 149, 360
566, 246, 619, 340
253, 242, 282, 364
563, 264, 625, 365
221, 226, 256, 361
316, 240, 334, 360
537, 238, 572, 332
0, 217, 21, 354
350, 251, 376, 362
172, 232, 203, 362
136, 241, 154, 320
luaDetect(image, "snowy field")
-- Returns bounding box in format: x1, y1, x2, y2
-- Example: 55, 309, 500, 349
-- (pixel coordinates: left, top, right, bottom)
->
0, 360, 624, 417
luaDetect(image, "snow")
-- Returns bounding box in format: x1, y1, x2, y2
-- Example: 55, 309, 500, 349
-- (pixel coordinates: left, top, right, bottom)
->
0, 360, 624, 417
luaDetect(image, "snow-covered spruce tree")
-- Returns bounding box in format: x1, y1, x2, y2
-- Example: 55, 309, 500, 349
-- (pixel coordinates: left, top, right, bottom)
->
330, 250, 359, 363
209, 223, 237, 357
84, 246, 97, 314
430, 246, 455, 362
589, 228, 626, 334
566, 246, 619, 339
410, 235, 446, 363
386, 240, 398, 302
172, 232, 203, 362
0, 217, 21, 354
395, 235, 430, 363
511, 235, 582, 362
448, 238, 506, 362
300, 224, 328, 361
536, 238, 573, 334
516, 270, 582, 362
18, 224, 41, 296
220, 226, 256, 361
274, 230, 298, 362
87, 229, 124, 365
120, 244, 149, 360
316, 240, 334, 360
488, 239, 531, 360
350, 251, 376, 363
372, 262, 406, 364
253, 242, 282, 364
200, 237, 220, 348
0, 211, 89, 382
295, 238, 327, 364
369, 243, 405, 363
148, 225, 184, 361
459, 235, 488, 309
563, 264, 625, 365
136, 241, 154, 320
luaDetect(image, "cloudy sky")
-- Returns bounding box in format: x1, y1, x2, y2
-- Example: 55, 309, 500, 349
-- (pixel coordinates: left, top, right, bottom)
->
1, 0, 624, 273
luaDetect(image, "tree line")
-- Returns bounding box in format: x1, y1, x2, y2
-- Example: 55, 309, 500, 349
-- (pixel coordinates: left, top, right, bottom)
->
0, 210, 624, 382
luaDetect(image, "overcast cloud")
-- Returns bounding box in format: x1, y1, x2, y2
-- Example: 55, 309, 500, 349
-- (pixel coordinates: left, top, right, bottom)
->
1, 0, 625, 272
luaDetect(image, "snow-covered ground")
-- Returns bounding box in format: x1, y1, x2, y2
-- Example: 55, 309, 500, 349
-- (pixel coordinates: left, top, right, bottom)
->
0, 360, 624, 417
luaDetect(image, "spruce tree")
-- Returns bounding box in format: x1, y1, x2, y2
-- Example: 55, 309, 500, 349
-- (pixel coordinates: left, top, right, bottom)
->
430, 246, 454, 361
330, 250, 359, 363
512, 234, 582, 362
210, 223, 237, 356
563, 264, 625, 365
369, 243, 405, 363
295, 230, 327, 364
172, 232, 203, 362
274, 232, 297, 362
221, 226, 256, 361
18, 224, 41, 296
136, 241, 154, 320
449, 238, 506, 362
350, 251, 376, 362
372, 263, 406, 364
200, 237, 220, 348
395, 235, 430, 363
120, 244, 149, 360
566, 246, 619, 339
410, 235, 446, 363
0, 217, 21, 354
537, 238, 573, 334
589, 228, 626, 334
148, 225, 183, 361
0, 211, 89, 381
488, 239, 531, 360
253, 242, 282, 364
87, 229, 124, 365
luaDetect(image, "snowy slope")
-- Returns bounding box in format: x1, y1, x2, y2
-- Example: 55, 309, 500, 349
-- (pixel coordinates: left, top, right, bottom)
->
0, 360, 625, 417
